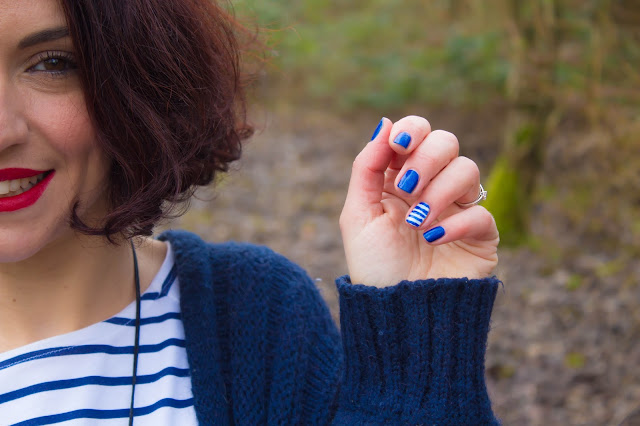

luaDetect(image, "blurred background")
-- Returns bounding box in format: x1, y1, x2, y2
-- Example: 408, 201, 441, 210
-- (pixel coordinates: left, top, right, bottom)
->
166, 0, 640, 424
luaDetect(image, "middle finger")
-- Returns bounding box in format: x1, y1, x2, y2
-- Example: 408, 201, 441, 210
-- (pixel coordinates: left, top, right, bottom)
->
393, 129, 460, 199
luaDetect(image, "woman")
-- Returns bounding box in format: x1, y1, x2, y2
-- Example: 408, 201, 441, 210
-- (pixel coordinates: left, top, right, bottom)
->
0, 0, 500, 424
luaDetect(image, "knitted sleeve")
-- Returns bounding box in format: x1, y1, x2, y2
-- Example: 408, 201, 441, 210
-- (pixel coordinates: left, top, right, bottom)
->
256, 247, 501, 424
332, 275, 501, 425
163, 230, 500, 424
217, 247, 501, 424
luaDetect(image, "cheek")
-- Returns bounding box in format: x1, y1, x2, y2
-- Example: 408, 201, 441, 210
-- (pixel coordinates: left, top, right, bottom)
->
29, 91, 110, 202
35, 92, 106, 165
37, 93, 97, 156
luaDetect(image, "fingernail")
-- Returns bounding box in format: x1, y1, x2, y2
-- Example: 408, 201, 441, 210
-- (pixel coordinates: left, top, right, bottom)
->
393, 132, 412, 149
370, 119, 383, 141
397, 169, 419, 193
406, 202, 430, 227
423, 226, 445, 243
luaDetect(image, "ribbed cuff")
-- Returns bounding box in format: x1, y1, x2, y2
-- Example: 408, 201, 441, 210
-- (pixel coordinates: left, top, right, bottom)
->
335, 276, 500, 425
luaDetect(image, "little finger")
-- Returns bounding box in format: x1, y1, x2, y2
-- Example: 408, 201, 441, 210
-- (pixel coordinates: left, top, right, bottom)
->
422, 206, 498, 245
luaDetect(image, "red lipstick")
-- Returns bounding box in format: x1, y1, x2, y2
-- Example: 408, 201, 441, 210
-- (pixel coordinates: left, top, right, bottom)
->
0, 169, 55, 212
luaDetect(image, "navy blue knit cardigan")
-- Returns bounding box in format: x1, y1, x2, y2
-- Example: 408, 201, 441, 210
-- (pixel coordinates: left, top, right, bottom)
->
159, 230, 500, 425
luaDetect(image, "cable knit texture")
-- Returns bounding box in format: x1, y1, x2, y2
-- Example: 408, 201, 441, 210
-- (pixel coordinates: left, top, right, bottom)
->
159, 230, 500, 425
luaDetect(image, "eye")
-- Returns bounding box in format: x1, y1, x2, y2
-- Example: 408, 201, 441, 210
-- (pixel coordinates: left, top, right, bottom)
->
28, 52, 78, 75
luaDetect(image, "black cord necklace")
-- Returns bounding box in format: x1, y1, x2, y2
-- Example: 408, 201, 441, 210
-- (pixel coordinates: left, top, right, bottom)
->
128, 241, 142, 426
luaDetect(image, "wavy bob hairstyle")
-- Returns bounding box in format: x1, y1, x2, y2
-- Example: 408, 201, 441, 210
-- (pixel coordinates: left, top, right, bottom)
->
59, 0, 254, 240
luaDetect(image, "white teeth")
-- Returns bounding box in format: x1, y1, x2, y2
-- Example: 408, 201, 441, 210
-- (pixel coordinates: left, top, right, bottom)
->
0, 172, 47, 198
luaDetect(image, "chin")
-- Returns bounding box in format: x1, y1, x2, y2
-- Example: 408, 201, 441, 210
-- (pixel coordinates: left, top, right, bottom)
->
0, 226, 68, 264
0, 243, 42, 263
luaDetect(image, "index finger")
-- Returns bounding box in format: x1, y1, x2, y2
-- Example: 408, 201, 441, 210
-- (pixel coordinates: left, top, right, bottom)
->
388, 115, 432, 169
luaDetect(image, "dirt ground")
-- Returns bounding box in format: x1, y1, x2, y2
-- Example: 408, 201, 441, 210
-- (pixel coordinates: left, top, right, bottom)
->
166, 108, 640, 425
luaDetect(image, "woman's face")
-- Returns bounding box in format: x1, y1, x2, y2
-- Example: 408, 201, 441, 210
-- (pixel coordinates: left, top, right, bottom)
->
0, 0, 110, 262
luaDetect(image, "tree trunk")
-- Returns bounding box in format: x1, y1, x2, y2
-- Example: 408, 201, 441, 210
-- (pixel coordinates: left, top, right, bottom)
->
483, 0, 558, 246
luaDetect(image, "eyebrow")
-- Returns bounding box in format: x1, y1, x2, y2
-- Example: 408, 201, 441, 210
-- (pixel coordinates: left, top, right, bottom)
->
18, 27, 70, 50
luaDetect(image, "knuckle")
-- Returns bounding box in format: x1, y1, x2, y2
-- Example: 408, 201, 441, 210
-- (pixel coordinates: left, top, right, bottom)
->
398, 114, 430, 126
416, 151, 441, 171
394, 115, 432, 135
339, 211, 348, 230
351, 153, 367, 172
407, 115, 431, 130
457, 219, 473, 236
474, 206, 496, 229
457, 156, 481, 182
431, 130, 459, 154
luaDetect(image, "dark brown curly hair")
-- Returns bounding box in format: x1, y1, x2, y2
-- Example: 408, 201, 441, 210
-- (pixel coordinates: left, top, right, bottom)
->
59, 0, 255, 240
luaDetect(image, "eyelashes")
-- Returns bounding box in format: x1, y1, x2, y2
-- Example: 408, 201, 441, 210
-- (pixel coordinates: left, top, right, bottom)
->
27, 51, 78, 78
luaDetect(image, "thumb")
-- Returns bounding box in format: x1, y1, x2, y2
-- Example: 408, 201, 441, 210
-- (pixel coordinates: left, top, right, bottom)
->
342, 118, 394, 217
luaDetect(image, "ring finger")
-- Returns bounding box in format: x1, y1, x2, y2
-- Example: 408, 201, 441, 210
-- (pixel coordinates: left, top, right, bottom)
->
404, 156, 480, 230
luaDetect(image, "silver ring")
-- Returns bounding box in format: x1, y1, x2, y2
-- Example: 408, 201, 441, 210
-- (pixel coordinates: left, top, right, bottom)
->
455, 184, 487, 208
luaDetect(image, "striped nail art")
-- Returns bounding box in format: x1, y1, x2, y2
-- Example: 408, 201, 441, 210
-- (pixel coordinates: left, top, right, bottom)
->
406, 202, 430, 227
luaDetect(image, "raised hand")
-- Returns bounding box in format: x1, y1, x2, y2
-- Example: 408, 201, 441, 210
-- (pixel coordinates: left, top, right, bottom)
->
340, 116, 499, 287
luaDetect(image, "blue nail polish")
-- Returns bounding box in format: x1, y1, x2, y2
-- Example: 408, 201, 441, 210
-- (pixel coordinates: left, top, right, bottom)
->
423, 226, 445, 243
393, 132, 412, 149
406, 202, 430, 227
370, 119, 383, 141
397, 169, 419, 193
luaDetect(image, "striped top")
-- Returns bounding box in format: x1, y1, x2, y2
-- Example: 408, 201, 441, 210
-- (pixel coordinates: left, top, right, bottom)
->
0, 243, 198, 425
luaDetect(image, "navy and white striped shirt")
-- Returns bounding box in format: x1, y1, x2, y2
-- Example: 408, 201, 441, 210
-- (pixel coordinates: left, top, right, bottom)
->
0, 243, 197, 425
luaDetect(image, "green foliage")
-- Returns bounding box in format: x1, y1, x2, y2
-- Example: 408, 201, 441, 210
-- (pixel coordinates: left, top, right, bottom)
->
488, 364, 517, 380
564, 352, 586, 369
514, 124, 536, 147
444, 32, 509, 95
483, 155, 528, 246
566, 274, 583, 291
234, 0, 639, 114
596, 259, 625, 279
234, 0, 509, 111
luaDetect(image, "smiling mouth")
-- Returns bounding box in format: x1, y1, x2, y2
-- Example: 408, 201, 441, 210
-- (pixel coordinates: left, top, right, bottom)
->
0, 171, 51, 198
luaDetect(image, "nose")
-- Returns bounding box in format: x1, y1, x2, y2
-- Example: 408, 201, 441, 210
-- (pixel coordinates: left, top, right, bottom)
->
0, 80, 28, 150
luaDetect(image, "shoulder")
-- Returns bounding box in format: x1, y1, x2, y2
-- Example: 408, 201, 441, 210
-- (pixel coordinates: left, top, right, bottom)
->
160, 230, 342, 422
157, 229, 324, 308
